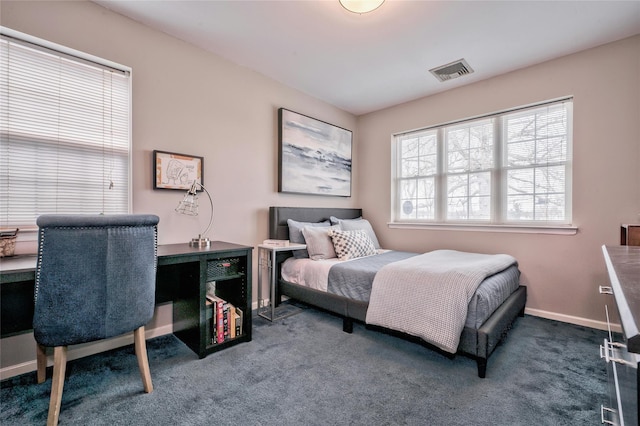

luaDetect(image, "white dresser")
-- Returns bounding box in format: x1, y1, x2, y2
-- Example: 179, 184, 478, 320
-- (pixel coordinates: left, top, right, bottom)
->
600, 245, 640, 425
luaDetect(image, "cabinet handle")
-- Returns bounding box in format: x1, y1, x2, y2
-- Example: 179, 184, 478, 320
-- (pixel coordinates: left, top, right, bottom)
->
600, 338, 635, 367
600, 405, 618, 425
599, 286, 613, 295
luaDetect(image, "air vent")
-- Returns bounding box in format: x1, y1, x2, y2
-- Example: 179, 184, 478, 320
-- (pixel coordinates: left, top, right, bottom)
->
429, 59, 474, 82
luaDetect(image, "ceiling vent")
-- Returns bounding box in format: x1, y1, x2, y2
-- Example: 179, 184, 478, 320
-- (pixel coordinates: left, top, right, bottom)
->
429, 59, 474, 82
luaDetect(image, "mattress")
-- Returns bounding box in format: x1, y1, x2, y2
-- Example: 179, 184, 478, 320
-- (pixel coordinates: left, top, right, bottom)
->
281, 250, 520, 330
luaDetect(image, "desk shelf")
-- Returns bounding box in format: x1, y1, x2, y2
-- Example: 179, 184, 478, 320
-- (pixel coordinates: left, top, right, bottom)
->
157, 242, 253, 359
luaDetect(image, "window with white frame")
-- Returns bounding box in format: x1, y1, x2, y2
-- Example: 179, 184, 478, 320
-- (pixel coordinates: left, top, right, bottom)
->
0, 29, 131, 229
393, 99, 573, 226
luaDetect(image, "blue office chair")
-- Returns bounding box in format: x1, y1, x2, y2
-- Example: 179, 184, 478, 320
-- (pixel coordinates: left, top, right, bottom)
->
33, 214, 159, 426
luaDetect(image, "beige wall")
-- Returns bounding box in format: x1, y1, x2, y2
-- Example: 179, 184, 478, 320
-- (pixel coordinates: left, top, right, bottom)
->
356, 34, 640, 327
1, 0, 638, 377
0, 0, 358, 377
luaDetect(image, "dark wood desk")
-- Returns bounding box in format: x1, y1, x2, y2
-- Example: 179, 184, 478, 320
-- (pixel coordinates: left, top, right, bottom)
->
0, 242, 253, 358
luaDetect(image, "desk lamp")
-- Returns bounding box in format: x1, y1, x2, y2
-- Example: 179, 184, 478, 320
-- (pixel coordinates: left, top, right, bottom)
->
175, 181, 214, 247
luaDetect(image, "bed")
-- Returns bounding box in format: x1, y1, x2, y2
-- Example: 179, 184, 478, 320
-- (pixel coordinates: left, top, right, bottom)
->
268, 206, 527, 378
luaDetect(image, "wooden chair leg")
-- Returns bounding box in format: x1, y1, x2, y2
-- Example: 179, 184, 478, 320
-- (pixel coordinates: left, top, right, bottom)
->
36, 343, 48, 384
134, 326, 153, 393
47, 346, 67, 426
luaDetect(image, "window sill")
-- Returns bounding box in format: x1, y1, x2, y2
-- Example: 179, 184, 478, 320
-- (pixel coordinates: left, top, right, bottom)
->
388, 222, 578, 235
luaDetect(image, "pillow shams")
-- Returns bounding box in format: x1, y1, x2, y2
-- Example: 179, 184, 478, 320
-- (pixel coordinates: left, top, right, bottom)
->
287, 219, 330, 258
330, 216, 380, 249
328, 229, 377, 261
301, 225, 340, 260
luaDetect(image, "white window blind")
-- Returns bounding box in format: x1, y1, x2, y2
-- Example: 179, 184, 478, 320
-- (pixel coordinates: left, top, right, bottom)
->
393, 98, 573, 226
0, 31, 131, 229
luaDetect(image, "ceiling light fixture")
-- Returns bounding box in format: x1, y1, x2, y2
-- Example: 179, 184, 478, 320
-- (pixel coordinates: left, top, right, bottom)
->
339, 0, 385, 14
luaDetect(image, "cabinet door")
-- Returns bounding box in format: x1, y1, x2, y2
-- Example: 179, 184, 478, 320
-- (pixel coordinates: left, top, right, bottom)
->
621, 225, 640, 246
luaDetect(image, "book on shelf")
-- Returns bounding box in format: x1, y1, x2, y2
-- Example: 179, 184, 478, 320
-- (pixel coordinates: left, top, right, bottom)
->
229, 305, 236, 339
234, 307, 243, 336
205, 299, 214, 345
206, 294, 242, 344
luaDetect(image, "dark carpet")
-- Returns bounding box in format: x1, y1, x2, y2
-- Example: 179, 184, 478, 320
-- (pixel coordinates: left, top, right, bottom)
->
1, 305, 607, 425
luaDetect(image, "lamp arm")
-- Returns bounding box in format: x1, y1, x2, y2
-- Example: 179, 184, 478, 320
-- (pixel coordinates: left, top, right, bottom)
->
198, 183, 214, 238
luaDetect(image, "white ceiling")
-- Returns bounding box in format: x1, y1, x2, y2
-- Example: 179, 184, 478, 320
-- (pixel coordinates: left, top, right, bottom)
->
93, 0, 640, 116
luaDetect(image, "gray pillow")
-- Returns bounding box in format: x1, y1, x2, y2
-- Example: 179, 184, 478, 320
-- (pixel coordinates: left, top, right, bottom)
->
287, 219, 330, 258
302, 225, 340, 260
329, 216, 380, 249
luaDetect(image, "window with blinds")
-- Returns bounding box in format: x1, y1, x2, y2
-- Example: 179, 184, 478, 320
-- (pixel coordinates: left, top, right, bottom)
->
393, 98, 573, 225
0, 30, 131, 229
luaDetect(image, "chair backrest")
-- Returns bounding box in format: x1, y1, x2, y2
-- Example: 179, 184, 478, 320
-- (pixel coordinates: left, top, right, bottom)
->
33, 214, 159, 347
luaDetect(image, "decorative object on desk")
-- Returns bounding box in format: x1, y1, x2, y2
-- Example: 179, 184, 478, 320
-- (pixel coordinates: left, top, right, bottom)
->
278, 108, 352, 197
153, 150, 203, 190
0, 228, 18, 257
175, 181, 214, 247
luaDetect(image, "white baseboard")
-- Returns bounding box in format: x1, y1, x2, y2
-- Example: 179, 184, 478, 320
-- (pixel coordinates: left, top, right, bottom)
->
0, 324, 173, 381
525, 307, 620, 333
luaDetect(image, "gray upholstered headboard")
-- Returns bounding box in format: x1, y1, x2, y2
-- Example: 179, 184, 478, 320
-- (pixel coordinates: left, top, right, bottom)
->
268, 206, 363, 240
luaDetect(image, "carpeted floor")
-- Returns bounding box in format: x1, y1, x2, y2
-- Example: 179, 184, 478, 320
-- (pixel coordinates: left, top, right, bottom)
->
0, 304, 607, 425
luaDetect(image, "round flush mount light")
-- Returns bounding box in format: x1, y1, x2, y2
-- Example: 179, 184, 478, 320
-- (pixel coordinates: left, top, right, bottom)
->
339, 0, 385, 14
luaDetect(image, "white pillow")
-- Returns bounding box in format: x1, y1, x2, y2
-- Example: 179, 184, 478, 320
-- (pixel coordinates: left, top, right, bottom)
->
328, 229, 377, 261
287, 219, 330, 258
330, 216, 380, 249
302, 225, 340, 260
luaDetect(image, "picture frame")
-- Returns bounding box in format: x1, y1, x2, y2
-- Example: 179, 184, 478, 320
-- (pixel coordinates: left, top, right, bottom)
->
278, 108, 352, 197
153, 150, 203, 190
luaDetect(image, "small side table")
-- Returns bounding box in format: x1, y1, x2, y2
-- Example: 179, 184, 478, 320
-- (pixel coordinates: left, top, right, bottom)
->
257, 243, 306, 321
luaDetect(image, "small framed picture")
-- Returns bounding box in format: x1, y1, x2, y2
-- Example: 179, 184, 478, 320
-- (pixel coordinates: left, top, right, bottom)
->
153, 150, 203, 190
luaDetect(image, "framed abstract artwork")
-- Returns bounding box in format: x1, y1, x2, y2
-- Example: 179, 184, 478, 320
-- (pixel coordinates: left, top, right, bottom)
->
278, 108, 352, 197
153, 150, 203, 190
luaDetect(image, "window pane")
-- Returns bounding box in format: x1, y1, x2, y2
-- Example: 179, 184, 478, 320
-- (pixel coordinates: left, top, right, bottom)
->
507, 166, 565, 221
399, 177, 435, 220
400, 132, 437, 179
506, 194, 534, 220
537, 136, 567, 164
447, 172, 490, 220
469, 196, 491, 220
402, 157, 419, 177
507, 168, 534, 195
504, 103, 569, 222
447, 150, 468, 173
535, 165, 565, 194
446, 120, 493, 173
401, 137, 419, 158
506, 104, 568, 167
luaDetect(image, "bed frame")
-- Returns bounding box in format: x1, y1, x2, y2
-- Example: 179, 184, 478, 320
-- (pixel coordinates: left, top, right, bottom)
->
269, 206, 527, 378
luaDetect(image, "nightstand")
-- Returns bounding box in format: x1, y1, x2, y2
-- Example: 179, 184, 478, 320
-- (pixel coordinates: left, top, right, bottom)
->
257, 243, 306, 321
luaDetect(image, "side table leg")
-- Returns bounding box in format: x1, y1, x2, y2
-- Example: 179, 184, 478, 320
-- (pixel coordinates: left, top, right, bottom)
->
270, 249, 276, 321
